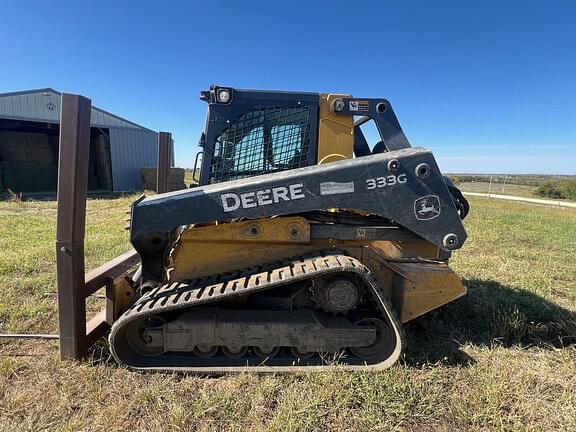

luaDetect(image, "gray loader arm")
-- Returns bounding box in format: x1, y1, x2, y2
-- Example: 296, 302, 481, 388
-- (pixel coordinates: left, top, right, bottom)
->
130, 148, 467, 282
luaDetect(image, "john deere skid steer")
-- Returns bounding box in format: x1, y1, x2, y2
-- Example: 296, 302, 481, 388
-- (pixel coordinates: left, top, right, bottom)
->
109, 86, 469, 372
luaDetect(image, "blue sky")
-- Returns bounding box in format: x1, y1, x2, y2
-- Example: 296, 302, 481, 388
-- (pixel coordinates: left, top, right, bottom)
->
1, 0, 574, 174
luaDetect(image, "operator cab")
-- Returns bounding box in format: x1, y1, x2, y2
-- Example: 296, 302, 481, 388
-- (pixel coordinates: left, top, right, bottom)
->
193, 85, 411, 186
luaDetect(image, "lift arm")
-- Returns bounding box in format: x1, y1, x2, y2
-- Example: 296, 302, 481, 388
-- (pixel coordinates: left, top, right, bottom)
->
129, 148, 467, 282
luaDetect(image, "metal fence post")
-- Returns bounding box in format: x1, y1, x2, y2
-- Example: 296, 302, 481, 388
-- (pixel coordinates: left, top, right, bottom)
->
55, 94, 92, 360
157, 132, 172, 193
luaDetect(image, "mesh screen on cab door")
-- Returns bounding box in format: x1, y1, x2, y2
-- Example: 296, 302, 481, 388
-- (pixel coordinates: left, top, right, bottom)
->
209, 106, 312, 183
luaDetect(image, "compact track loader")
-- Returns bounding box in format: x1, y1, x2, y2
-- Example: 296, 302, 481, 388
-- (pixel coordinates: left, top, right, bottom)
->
109, 86, 470, 372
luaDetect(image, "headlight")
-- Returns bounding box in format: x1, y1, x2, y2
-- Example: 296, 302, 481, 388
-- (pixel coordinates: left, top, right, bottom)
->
216, 88, 232, 104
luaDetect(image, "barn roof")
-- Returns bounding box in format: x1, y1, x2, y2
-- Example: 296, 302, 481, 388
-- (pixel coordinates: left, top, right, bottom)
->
0, 88, 155, 132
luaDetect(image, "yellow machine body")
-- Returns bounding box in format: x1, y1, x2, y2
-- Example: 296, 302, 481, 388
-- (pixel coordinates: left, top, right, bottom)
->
317, 94, 355, 164
168, 217, 465, 324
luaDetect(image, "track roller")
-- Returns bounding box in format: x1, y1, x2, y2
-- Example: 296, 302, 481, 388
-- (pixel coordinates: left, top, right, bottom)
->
222, 346, 248, 358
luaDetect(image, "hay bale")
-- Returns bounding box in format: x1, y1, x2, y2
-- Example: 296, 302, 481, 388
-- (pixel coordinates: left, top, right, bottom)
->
91, 133, 113, 190
140, 167, 187, 191
140, 167, 157, 187
0, 160, 58, 192
0, 130, 59, 192
0, 131, 58, 162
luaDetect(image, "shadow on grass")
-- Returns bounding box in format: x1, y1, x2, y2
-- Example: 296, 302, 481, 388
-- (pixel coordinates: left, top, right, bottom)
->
403, 278, 576, 367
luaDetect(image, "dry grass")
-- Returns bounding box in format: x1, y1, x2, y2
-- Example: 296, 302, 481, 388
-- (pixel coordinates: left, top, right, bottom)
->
0, 196, 575, 431
458, 181, 538, 198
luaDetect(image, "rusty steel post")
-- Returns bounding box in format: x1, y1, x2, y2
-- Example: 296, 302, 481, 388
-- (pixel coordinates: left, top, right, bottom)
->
56, 93, 92, 360
157, 132, 172, 193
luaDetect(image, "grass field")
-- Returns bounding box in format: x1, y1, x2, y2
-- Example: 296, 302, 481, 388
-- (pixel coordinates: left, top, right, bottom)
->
456, 178, 576, 202
0, 196, 575, 431
457, 182, 538, 199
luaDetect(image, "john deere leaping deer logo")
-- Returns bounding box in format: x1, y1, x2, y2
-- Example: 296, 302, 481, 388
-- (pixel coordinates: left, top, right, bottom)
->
414, 195, 441, 220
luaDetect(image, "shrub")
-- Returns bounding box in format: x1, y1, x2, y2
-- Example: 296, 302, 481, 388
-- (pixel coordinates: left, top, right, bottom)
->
536, 180, 576, 200
448, 175, 461, 185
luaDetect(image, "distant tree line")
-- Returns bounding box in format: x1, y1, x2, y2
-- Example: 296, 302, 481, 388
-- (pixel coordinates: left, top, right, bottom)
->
448, 174, 575, 187
535, 180, 576, 200
448, 175, 543, 186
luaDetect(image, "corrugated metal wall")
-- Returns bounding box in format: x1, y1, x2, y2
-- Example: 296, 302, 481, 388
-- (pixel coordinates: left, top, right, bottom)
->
0, 91, 60, 123
109, 128, 158, 191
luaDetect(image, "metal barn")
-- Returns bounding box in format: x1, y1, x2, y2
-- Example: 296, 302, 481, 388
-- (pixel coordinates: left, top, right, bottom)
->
0, 88, 160, 192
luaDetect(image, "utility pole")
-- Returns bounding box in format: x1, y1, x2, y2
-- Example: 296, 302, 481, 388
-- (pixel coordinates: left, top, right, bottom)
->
488, 175, 493, 198
502, 175, 508, 193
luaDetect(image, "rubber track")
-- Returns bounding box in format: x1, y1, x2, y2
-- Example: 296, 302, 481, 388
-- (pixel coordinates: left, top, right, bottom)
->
109, 251, 404, 373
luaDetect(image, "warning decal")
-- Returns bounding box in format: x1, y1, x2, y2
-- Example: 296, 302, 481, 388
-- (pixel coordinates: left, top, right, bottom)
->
349, 100, 369, 112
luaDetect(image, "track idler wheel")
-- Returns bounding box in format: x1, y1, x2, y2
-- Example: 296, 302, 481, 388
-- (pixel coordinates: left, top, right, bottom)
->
349, 316, 396, 361
125, 316, 166, 357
